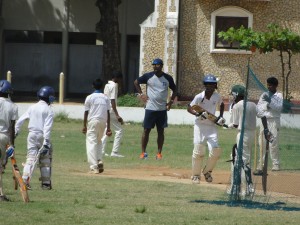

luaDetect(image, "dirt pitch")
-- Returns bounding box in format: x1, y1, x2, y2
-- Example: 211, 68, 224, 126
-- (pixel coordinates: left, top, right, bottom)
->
77, 166, 300, 203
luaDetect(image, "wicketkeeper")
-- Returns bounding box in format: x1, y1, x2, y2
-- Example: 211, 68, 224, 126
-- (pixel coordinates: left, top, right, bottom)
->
0, 80, 18, 201
15, 86, 55, 190
187, 74, 225, 184
228, 85, 257, 196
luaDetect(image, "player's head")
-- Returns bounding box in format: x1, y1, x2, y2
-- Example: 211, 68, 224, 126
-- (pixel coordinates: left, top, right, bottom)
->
203, 74, 218, 91
37, 86, 55, 104
267, 76, 278, 93
152, 58, 163, 73
231, 85, 245, 102
111, 71, 123, 84
152, 58, 163, 66
93, 78, 103, 90
0, 80, 13, 97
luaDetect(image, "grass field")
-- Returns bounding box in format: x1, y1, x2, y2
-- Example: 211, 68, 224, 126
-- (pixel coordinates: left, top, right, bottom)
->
0, 119, 299, 225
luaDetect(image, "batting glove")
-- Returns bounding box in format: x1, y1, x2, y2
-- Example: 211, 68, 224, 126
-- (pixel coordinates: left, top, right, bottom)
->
216, 117, 226, 126
40, 145, 50, 156
6, 146, 15, 158
196, 111, 208, 120
263, 129, 274, 143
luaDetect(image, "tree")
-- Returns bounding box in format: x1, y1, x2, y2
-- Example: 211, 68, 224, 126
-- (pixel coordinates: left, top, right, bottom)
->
218, 24, 300, 100
95, 0, 122, 85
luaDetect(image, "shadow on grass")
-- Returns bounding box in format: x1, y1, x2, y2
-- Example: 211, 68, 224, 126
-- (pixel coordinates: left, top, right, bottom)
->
191, 199, 300, 211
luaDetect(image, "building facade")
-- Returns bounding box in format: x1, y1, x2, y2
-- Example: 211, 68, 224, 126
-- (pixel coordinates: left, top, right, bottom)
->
0, 0, 154, 95
139, 0, 300, 101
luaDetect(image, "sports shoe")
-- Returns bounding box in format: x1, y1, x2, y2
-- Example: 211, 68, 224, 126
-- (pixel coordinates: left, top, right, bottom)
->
97, 161, 104, 173
191, 175, 200, 184
272, 164, 280, 171
0, 195, 10, 202
139, 152, 148, 159
111, 152, 125, 158
25, 182, 32, 190
253, 169, 263, 176
156, 153, 162, 160
41, 183, 52, 190
245, 183, 255, 196
203, 171, 213, 183
89, 168, 100, 174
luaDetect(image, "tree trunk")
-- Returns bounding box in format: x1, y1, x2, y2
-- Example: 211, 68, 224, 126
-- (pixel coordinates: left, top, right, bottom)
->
95, 0, 122, 85
279, 50, 286, 99
286, 50, 292, 100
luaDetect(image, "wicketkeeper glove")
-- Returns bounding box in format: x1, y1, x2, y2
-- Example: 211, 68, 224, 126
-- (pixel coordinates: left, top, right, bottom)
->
6, 146, 15, 158
196, 111, 208, 120
216, 117, 226, 126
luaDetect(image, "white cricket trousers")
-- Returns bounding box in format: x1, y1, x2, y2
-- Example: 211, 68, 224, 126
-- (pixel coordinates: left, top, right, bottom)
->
259, 118, 280, 166
101, 111, 123, 154
86, 119, 106, 169
0, 133, 9, 195
236, 129, 255, 165
22, 131, 45, 182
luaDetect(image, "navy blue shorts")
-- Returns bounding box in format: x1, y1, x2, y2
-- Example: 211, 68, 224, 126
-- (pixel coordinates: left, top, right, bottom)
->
143, 110, 168, 129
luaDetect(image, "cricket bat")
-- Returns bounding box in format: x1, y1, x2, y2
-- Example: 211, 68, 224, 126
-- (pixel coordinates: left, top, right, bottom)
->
11, 157, 29, 202
191, 105, 228, 128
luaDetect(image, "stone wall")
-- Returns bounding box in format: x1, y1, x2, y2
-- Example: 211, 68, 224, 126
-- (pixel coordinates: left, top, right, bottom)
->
177, 0, 300, 100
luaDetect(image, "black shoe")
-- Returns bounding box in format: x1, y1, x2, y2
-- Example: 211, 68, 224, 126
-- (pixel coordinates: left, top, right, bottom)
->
41, 183, 52, 190
253, 169, 263, 176
0, 195, 10, 202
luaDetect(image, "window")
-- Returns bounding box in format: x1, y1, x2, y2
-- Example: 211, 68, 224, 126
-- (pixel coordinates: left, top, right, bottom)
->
210, 6, 253, 54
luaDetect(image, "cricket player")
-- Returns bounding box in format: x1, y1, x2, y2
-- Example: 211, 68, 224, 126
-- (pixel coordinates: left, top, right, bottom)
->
82, 79, 111, 174
256, 77, 283, 171
187, 74, 225, 184
228, 85, 256, 196
15, 86, 55, 190
101, 71, 124, 157
0, 80, 18, 201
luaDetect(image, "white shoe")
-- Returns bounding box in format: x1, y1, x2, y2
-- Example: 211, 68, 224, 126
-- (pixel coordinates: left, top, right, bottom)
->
203, 171, 213, 183
245, 183, 255, 196
102, 151, 109, 157
110, 152, 124, 158
272, 165, 280, 171
191, 176, 200, 184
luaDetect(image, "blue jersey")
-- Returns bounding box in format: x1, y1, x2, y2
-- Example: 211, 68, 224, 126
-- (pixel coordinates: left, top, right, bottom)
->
137, 72, 176, 111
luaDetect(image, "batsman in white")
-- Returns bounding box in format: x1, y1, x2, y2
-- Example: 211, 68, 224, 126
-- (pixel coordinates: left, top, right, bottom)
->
256, 77, 283, 172
15, 86, 55, 190
187, 74, 226, 184
0, 80, 18, 201
101, 71, 124, 158
82, 79, 111, 174
228, 85, 256, 196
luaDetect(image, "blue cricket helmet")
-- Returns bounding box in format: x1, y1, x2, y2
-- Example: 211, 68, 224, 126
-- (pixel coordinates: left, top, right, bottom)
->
0, 80, 13, 94
152, 58, 164, 65
203, 74, 218, 84
37, 86, 55, 103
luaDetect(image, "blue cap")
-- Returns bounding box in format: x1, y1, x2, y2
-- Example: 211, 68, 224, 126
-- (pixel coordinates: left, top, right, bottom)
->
152, 58, 164, 65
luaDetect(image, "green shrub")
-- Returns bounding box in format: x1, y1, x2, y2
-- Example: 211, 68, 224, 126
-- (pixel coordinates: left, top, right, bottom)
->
117, 94, 187, 109
118, 94, 144, 107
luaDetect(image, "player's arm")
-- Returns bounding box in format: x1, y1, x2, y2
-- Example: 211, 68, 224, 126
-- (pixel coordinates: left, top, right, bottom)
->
43, 110, 54, 147
219, 102, 225, 117
111, 99, 123, 124
166, 78, 177, 110
134, 79, 148, 103
82, 111, 88, 134
9, 120, 16, 146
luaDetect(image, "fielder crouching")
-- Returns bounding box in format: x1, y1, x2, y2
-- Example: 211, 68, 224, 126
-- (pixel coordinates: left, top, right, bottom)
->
187, 74, 225, 184
15, 86, 55, 190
